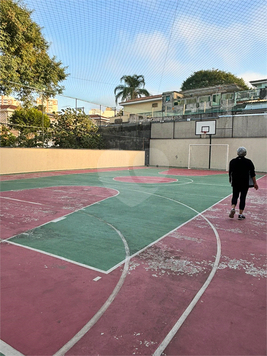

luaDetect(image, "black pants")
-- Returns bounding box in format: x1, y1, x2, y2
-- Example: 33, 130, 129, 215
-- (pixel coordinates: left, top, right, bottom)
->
231, 186, 249, 210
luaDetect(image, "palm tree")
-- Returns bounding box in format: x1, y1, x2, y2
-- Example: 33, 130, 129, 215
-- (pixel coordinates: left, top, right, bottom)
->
114, 75, 150, 104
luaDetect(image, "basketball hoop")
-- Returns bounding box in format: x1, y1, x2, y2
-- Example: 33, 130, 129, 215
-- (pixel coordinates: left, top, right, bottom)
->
202, 131, 207, 139
195, 121, 216, 137
200, 125, 210, 139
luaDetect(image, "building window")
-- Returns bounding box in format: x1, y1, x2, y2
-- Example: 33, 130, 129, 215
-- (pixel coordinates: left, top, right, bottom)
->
199, 95, 210, 103
185, 98, 196, 105
152, 103, 158, 108
165, 96, 170, 102
222, 93, 234, 100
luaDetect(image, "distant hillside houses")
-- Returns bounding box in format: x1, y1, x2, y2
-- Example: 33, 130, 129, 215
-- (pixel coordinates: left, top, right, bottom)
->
109, 79, 267, 124
89, 107, 116, 126
1, 79, 266, 127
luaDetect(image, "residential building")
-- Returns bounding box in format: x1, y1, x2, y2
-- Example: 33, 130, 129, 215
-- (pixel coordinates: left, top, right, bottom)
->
89, 107, 115, 118
89, 114, 110, 126
110, 81, 266, 124
36, 97, 58, 114
0, 96, 20, 125
103, 107, 116, 118
1, 95, 20, 106
109, 94, 162, 124
242, 78, 267, 110
163, 84, 242, 116
89, 107, 116, 126
249, 78, 267, 90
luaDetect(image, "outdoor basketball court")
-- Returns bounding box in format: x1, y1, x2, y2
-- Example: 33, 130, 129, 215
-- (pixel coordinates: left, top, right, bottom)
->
0, 166, 266, 356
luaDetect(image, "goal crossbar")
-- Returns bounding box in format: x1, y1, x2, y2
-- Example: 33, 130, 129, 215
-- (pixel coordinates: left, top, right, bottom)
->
188, 144, 229, 171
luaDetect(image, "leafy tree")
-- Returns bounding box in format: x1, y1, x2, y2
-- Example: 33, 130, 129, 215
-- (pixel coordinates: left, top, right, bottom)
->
181, 69, 249, 91
9, 107, 50, 147
0, 126, 17, 146
52, 108, 103, 149
114, 75, 150, 104
9, 107, 50, 131
0, 0, 68, 103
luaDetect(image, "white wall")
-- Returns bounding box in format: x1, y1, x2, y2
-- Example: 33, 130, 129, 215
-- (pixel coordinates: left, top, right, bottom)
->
150, 137, 267, 172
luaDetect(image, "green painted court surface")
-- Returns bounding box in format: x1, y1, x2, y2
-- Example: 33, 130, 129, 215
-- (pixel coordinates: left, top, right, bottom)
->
2, 168, 233, 272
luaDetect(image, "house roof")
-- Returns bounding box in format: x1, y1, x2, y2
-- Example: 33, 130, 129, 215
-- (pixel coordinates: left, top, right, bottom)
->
0, 105, 18, 110
249, 79, 267, 86
89, 114, 110, 121
119, 94, 162, 106
90, 114, 107, 118
182, 84, 242, 97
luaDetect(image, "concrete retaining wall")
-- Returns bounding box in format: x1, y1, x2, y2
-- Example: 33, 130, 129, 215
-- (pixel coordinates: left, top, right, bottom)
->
151, 113, 267, 139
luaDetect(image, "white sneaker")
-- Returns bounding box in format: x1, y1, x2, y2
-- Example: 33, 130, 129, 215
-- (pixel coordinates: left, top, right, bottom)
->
238, 214, 246, 220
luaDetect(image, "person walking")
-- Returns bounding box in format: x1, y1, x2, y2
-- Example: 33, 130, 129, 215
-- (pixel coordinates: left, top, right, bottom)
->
229, 146, 258, 220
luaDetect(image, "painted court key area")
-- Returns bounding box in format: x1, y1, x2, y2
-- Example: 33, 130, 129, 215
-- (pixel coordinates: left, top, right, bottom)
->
0, 186, 118, 239
0, 169, 266, 356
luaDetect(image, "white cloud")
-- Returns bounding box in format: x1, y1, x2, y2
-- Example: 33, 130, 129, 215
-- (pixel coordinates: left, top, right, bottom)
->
238, 72, 267, 88
173, 14, 254, 68
105, 30, 187, 82
103, 3, 266, 97
130, 31, 168, 62
249, 3, 267, 42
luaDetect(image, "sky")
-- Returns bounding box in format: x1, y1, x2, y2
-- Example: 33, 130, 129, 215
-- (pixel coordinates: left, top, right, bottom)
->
23, 0, 267, 113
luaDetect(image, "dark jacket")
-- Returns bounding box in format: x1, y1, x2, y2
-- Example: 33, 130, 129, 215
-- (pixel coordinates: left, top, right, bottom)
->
229, 156, 255, 188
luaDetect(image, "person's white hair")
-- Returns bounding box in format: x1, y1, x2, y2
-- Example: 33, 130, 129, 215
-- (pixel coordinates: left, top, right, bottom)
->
237, 146, 247, 157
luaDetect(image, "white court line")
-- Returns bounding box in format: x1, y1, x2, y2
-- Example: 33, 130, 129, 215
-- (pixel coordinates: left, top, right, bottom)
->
0, 339, 25, 356
106, 190, 229, 274
0, 196, 44, 205
1, 187, 120, 243
51, 217, 66, 223
99, 177, 194, 187
53, 220, 131, 356
151, 198, 221, 356
1, 188, 120, 275
99, 186, 224, 353
4, 177, 264, 355
152, 174, 267, 355
98, 173, 266, 275
5, 240, 108, 274
52, 188, 223, 355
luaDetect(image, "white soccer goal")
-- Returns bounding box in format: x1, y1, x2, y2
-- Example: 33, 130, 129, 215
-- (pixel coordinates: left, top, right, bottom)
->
188, 144, 229, 171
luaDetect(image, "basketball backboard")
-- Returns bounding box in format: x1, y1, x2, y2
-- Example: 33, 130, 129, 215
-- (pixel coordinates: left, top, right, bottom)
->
195, 120, 216, 135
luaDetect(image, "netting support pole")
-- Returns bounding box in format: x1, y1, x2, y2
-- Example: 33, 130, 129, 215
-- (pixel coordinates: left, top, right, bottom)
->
188, 145, 191, 169
208, 135, 212, 169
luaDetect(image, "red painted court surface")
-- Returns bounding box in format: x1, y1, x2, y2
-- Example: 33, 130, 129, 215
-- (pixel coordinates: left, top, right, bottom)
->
113, 176, 177, 183
0, 168, 266, 356
160, 168, 226, 176
0, 167, 147, 182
